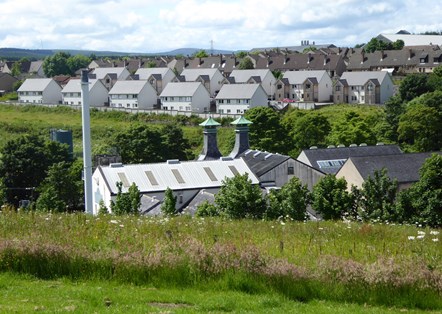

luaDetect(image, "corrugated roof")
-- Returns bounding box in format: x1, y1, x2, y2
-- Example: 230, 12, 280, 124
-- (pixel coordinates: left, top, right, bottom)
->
159, 82, 203, 97
17, 78, 55, 91
282, 70, 327, 84
379, 34, 442, 46
340, 71, 389, 86
215, 83, 261, 99
109, 80, 151, 94
230, 69, 272, 82
99, 158, 259, 194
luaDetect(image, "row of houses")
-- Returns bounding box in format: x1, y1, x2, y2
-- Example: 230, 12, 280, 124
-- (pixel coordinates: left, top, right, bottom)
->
16, 67, 395, 114
93, 116, 439, 216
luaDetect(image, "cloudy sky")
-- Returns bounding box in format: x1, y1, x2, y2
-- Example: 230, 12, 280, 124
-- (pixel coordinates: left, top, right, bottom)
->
1, 0, 441, 53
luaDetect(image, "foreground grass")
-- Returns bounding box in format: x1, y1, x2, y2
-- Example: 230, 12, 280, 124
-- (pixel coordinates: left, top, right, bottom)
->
0, 272, 437, 314
0, 212, 441, 310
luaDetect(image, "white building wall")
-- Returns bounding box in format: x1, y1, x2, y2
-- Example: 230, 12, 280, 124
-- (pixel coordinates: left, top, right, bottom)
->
317, 74, 333, 102
137, 84, 158, 109
379, 75, 394, 104
42, 80, 62, 104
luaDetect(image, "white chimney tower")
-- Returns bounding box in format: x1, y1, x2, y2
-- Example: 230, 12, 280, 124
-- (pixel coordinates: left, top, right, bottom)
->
81, 69, 93, 214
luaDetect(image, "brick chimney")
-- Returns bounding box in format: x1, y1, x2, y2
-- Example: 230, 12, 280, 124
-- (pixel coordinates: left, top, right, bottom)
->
229, 116, 253, 158
198, 117, 222, 161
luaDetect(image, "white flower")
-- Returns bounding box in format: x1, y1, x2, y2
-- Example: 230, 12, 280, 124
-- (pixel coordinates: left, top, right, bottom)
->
417, 231, 426, 235
432, 238, 439, 242
110, 220, 118, 224
408, 236, 415, 240
280, 221, 286, 226
430, 231, 440, 235
417, 235, 425, 240
119, 224, 124, 228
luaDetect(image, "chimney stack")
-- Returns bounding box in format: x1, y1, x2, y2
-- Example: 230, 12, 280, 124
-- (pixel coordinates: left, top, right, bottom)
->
229, 116, 253, 158
197, 117, 222, 161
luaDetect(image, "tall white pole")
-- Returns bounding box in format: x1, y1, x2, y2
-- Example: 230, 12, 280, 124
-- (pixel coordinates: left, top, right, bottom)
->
81, 69, 93, 214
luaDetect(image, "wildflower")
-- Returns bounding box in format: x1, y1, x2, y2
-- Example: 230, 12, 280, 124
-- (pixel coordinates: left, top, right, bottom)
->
430, 231, 439, 235
280, 221, 286, 226
432, 238, 439, 242
110, 220, 118, 224
417, 231, 425, 235
417, 235, 424, 240
119, 224, 124, 228
408, 236, 415, 240
318, 227, 324, 230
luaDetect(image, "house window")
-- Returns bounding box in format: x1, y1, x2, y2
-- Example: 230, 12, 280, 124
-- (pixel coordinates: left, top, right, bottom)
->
335, 85, 340, 91
227, 109, 231, 113
277, 84, 282, 89
351, 96, 357, 101
306, 83, 311, 89
288, 166, 294, 175
237, 109, 241, 113
367, 84, 373, 91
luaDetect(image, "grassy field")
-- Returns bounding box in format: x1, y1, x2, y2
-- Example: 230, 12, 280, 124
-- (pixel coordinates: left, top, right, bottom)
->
0, 104, 239, 158
0, 212, 440, 311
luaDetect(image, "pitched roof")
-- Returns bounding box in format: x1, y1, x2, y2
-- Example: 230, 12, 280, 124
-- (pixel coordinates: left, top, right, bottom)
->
92, 67, 127, 79
98, 158, 259, 194
346, 152, 441, 184
339, 71, 389, 86
17, 78, 56, 91
160, 82, 204, 97
298, 145, 402, 174
135, 67, 171, 80
109, 80, 152, 94
62, 79, 102, 93
282, 70, 327, 84
180, 68, 220, 81
215, 83, 262, 99
230, 69, 272, 82
240, 149, 290, 177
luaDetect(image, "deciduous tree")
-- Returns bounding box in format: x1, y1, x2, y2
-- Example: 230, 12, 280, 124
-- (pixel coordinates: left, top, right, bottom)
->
266, 177, 310, 221
215, 173, 266, 219
312, 175, 354, 220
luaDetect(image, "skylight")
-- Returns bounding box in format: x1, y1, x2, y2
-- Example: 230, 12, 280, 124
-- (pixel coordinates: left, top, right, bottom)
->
171, 169, 185, 184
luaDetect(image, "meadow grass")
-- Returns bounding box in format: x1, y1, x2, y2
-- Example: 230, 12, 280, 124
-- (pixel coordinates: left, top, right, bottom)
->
0, 212, 440, 310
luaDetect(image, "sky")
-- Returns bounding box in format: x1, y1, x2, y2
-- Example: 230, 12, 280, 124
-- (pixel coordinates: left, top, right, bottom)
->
1, 0, 442, 53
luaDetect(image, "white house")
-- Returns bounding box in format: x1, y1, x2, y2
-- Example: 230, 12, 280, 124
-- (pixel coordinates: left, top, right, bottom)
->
135, 67, 176, 94
62, 79, 109, 107
334, 71, 394, 104
179, 68, 224, 97
228, 69, 277, 100
108, 80, 157, 109
215, 83, 268, 114
280, 70, 333, 102
17, 78, 62, 104
159, 82, 210, 112
91, 158, 259, 215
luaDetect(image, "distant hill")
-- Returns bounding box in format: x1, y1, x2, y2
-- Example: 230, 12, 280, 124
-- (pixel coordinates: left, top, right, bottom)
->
0, 47, 235, 60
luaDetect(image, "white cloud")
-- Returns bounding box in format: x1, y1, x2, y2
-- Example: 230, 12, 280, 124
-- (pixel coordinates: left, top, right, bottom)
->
0, 0, 441, 52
